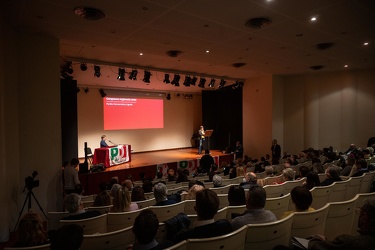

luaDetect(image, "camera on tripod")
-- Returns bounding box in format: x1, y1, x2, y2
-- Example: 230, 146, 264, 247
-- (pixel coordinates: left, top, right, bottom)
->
25, 171, 39, 190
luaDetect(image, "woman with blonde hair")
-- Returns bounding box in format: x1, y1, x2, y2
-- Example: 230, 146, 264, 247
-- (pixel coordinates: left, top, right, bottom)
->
14, 211, 49, 247
184, 184, 205, 200
112, 187, 138, 212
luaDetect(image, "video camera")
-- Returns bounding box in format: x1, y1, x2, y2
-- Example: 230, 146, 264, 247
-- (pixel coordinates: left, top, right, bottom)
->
25, 171, 39, 190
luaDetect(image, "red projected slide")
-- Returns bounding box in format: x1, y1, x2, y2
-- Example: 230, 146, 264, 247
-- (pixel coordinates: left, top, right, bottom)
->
104, 97, 164, 130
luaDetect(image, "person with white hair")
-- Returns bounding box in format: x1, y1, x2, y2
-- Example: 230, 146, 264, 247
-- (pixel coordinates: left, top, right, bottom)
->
153, 182, 176, 206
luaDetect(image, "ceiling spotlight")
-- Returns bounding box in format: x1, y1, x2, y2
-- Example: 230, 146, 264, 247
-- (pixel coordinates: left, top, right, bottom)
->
83, 87, 89, 93
66, 61, 73, 74
94, 65, 101, 77
183, 75, 192, 87
129, 69, 138, 80
117, 68, 126, 81
143, 70, 151, 83
219, 79, 226, 88
163, 74, 170, 84
80, 63, 87, 71
208, 78, 216, 88
76, 87, 80, 93
191, 76, 198, 86
171, 74, 180, 86
176, 93, 181, 98
198, 77, 206, 88
99, 88, 107, 98
166, 93, 171, 100
233, 81, 244, 89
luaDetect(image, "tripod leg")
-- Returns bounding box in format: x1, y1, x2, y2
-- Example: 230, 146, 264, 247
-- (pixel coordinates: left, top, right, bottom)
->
30, 191, 48, 220
14, 191, 31, 231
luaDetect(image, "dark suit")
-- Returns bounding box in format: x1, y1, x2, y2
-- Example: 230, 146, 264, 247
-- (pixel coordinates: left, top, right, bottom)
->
100, 139, 108, 148
271, 144, 281, 165
173, 219, 232, 243
199, 154, 214, 173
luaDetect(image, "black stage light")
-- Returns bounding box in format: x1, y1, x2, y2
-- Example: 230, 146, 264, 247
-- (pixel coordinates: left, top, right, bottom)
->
117, 68, 126, 81
171, 74, 180, 86
143, 70, 151, 83
99, 88, 107, 98
219, 79, 226, 88
233, 81, 244, 89
66, 61, 73, 74
208, 78, 216, 88
84, 87, 89, 93
191, 76, 197, 86
163, 74, 170, 83
183, 75, 191, 87
94, 65, 101, 77
129, 69, 138, 80
166, 93, 171, 100
80, 63, 87, 71
198, 77, 206, 88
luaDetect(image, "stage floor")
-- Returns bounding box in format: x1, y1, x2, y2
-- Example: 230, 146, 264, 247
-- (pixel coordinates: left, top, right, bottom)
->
102, 148, 229, 171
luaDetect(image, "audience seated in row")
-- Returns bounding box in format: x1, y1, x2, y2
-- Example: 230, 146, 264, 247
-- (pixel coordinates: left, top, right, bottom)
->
281, 186, 315, 219
228, 185, 246, 206
320, 165, 342, 186
154, 182, 177, 206
112, 187, 138, 212
62, 193, 101, 220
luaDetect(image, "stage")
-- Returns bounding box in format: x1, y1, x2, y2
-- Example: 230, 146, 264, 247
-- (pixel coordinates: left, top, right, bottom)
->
79, 148, 234, 195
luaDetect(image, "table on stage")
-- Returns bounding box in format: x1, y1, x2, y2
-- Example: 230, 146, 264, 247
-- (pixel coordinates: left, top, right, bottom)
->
93, 144, 131, 168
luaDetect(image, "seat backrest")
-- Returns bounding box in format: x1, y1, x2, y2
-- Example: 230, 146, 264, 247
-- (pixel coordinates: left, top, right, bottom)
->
226, 205, 247, 221
87, 205, 113, 214
264, 193, 291, 220
165, 240, 188, 250
135, 198, 155, 209
324, 196, 357, 240
245, 213, 294, 250
186, 225, 247, 250
330, 178, 351, 202
263, 182, 286, 198
284, 178, 305, 194
264, 174, 284, 186
318, 173, 327, 183
310, 183, 334, 209
80, 226, 134, 250
345, 175, 363, 200
217, 194, 229, 209
60, 214, 107, 234
209, 184, 231, 194
144, 192, 154, 200
149, 202, 186, 222
183, 200, 196, 215
47, 211, 69, 231
351, 192, 375, 235
291, 203, 330, 238
107, 208, 146, 232
4, 244, 51, 250
359, 171, 375, 193
167, 186, 184, 195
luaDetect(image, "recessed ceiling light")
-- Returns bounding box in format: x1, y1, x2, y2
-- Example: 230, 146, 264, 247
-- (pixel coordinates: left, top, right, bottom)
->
344, 65, 349, 68
364, 42, 369, 46
206, 50, 210, 53
140, 52, 143, 56
310, 16, 317, 21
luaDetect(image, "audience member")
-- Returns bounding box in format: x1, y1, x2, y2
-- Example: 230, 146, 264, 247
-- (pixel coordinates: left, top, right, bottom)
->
142, 179, 154, 193
153, 183, 176, 206
61, 193, 101, 220
131, 186, 146, 202
50, 224, 83, 250
188, 180, 205, 189
183, 184, 205, 200
351, 159, 370, 177
281, 186, 315, 218
228, 185, 246, 206
92, 188, 112, 207
235, 141, 244, 159
107, 176, 119, 190
110, 183, 122, 197
112, 187, 139, 212
199, 149, 215, 174
173, 189, 232, 243
281, 168, 295, 183
131, 209, 172, 250
264, 165, 275, 177
175, 168, 189, 183
320, 165, 342, 186
212, 174, 223, 187
122, 179, 134, 191
340, 155, 356, 176
156, 172, 163, 180
13, 212, 49, 247
303, 172, 321, 190
240, 172, 258, 189
63, 158, 80, 195
208, 164, 219, 182
167, 168, 176, 182
271, 139, 281, 165
231, 186, 277, 230
312, 162, 325, 174
298, 165, 310, 179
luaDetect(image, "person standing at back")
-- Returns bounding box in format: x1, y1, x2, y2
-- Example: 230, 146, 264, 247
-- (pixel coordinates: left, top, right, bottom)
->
271, 139, 281, 165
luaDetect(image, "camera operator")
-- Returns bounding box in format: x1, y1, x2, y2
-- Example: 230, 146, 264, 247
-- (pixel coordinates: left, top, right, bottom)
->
63, 158, 81, 195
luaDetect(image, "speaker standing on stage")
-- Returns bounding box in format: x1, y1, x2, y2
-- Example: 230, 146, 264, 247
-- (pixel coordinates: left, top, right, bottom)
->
100, 135, 108, 148
198, 126, 205, 154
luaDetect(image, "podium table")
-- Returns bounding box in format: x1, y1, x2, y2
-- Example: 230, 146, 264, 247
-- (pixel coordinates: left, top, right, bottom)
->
93, 145, 131, 168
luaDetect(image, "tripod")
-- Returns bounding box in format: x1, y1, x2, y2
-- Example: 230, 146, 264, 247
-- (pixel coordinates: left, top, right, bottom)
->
14, 187, 48, 231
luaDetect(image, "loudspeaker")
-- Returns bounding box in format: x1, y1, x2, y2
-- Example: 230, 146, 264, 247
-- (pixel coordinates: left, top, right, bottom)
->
79, 162, 89, 174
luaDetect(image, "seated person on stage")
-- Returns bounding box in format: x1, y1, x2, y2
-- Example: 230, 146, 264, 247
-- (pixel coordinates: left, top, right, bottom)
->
130, 209, 173, 250
231, 186, 277, 230
320, 165, 342, 186
13, 211, 49, 247
153, 183, 176, 206
173, 189, 232, 243
61, 193, 101, 220
240, 172, 258, 189
100, 135, 108, 148
199, 149, 214, 174
281, 186, 315, 219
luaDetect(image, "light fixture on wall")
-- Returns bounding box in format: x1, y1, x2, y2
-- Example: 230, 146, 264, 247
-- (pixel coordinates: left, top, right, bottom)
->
83, 87, 89, 93
94, 65, 101, 77
129, 69, 138, 80
143, 70, 151, 83
117, 68, 126, 81
171, 74, 180, 86
198, 77, 206, 88
99, 88, 107, 97
183, 75, 191, 87
191, 76, 198, 86
80, 63, 87, 71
